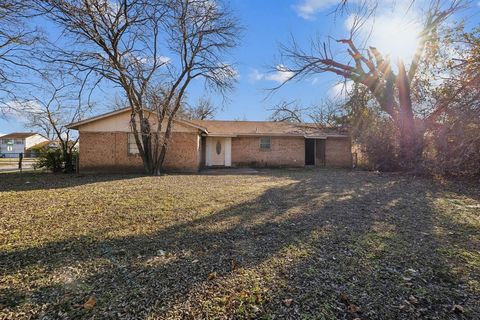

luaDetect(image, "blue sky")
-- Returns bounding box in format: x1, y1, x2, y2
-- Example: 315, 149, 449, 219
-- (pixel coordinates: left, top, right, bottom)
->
1, 0, 479, 134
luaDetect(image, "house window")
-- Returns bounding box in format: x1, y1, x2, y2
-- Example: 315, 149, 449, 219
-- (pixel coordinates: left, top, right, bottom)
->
15, 139, 23, 144
2, 139, 13, 145
260, 137, 271, 150
7, 145, 13, 152
128, 133, 141, 154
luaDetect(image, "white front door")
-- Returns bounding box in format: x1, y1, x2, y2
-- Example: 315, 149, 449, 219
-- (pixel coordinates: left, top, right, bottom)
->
206, 137, 232, 167
208, 138, 225, 166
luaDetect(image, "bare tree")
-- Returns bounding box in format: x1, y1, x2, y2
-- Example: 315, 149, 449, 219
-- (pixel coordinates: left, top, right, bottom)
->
0, 0, 39, 112
277, 0, 464, 169
15, 71, 90, 172
268, 98, 350, 127
35, 0, 240, 175
308, 99, 350, 128
425, 25, 480, 176
268, 100, 306, 123
182, 97, 217, 120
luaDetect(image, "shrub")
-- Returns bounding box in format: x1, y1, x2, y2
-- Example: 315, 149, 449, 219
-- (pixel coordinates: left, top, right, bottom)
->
33, 147, 78, 173
351, 110, 401, 171
425, 106, 480, 177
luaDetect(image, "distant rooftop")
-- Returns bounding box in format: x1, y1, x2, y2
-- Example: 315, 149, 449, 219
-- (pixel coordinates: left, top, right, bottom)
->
1, 132, 38, 139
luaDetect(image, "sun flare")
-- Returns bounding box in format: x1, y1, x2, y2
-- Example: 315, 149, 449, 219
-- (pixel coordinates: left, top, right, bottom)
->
370, 15, 423, 62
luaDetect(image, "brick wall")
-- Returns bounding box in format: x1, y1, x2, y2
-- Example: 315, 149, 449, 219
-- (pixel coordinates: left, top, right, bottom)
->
231, 136, 304, 167
79, 132, 351, 172
325, 137, 352, 167
79, 132, 200, 173
163, 133, 200, 172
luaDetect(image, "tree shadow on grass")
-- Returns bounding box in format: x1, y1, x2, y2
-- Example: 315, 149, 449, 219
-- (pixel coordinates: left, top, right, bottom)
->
0, 170, 478, 319
0, 168, 289, 192
253, 175, 479, 319
0, 172, 153, 192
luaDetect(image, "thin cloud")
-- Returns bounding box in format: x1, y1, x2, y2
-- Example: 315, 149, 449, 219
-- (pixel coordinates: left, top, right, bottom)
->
249, 69, 264, 82
209, 63, 240, 81
249, 65, 294, 84
328, 80, 353, 99
293, 0, 342, 20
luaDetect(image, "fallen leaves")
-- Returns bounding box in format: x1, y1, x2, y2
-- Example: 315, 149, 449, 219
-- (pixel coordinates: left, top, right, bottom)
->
83, 296, 97, 310
407, 295, 419, 305
230, 259, 238, 271
282, 298, 293, 307
405, 268, 419, 277
339, 293, 361, 318
348, 303, 360, 314
339, 292, 349, 302
207, 272, 217, 281
451, 304, 464, 314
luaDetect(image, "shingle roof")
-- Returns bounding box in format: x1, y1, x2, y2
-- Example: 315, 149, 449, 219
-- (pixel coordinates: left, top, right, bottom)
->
1, 132, 37, 139
189, 120, 347, 138
66, 107, 348, 138
66, 108, 208, 132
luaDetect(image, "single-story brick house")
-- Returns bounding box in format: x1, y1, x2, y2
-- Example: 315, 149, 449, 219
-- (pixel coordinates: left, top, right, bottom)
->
67, 108, 352, 173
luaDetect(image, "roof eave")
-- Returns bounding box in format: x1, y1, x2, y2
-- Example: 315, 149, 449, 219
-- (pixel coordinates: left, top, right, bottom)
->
66, 108, 131, 130
174, 118, 208, 133
66, 108, 209, 134
201, 133, 348, 138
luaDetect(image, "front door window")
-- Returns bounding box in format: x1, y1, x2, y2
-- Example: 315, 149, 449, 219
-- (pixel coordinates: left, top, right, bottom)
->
216, 140, 222, 155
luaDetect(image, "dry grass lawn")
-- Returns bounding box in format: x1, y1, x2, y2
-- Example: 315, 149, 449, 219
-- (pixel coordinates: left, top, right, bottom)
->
0, 169, 479, 319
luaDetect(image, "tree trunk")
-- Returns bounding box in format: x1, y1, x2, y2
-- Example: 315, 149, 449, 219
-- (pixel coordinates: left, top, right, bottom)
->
63, 149, 74, 173
135, 114, 155, 175
397, 115, 418, 169
141, 146, 153, 175
397, 60, 421, 170
397, 89, 418, 168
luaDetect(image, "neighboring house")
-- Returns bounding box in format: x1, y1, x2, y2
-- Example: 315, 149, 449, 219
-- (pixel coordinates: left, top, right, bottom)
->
67, 108, 352, 173
0, 133, 50, 158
